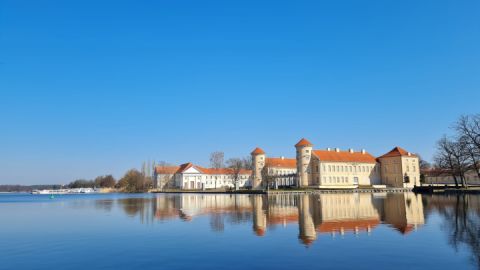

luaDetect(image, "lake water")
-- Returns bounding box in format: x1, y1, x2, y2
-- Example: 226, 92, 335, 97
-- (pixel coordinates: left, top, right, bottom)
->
1, 192, 479, 270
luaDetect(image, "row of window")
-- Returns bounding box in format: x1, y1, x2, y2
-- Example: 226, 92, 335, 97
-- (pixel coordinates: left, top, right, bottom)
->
183, 175, 249, 180
319, 164, 377, 174
320, 176, 355, 184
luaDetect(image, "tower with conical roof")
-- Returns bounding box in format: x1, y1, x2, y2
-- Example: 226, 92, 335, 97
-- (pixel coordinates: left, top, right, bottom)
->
295, 138, 313, 187
251, 147, 266, 189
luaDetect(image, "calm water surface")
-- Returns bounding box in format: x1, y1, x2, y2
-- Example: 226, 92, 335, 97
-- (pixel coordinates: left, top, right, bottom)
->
1, 192, 479, 270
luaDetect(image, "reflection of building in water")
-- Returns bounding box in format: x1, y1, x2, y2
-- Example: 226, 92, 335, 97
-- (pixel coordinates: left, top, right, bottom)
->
383, 193, 424, 234
298, 195, 316, 245
252, 195, 267, 236
147, 193, 425, 246
314, 193, 381, 236
154, 195, 182, 221
266, 194, 298, 228
177, 194, 252, 221
253, 192, 425, 245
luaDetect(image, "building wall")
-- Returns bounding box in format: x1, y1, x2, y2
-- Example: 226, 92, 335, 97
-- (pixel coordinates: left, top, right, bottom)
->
252, 154, 266, 189
176, 172, 252, 190
296, 145, 313, 187
310, 156, 381, 188
155, 174, 175, 189
317, 193, 380, 221
379, 156, 420, 188
266, 167, 297, 187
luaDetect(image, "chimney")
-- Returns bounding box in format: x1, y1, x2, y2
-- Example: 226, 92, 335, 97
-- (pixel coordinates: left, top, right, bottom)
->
349, 149, 354, 153
327, 148, 331, 151
361, 149, 366, 154
335, 148, 340, 152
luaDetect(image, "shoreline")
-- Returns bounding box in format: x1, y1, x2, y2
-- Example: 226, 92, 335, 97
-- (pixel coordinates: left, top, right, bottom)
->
150, 187, 412, 195
413, 185, 480, 194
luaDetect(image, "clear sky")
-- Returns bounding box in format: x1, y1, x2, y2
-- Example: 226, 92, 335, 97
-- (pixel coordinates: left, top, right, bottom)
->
1, 0, 479, 185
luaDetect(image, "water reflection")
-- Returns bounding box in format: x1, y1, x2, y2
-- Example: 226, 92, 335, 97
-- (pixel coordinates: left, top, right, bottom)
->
425, 194, 480, 267
107, 193, 426, 241
91, 192, 480, 268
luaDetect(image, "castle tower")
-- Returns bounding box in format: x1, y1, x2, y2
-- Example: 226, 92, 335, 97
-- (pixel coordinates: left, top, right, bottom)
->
295, 138, 313, 187
251, 147, 266, 190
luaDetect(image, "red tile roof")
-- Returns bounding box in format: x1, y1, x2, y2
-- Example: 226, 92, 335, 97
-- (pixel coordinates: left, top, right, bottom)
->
155, 166, 180, 174
162, 163, 252, 175
313, 150, 376, 163
251, 147, 266, 155
254, 227, 265, 236
266, 157, 297, 168
199, 167, 252, 175
378, 147, 417, 158
295, 138, 313, 147
177, 162, 195, 173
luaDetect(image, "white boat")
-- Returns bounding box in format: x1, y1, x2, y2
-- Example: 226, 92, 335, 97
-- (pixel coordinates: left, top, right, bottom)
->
31, 188, 98, 195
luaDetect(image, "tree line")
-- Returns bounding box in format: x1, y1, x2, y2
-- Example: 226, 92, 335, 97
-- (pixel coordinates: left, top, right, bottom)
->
66, 169, 153, 193
434, 114, 480, 188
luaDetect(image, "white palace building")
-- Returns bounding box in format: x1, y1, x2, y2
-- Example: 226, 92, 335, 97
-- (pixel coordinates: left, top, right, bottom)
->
154, 138, 420, 190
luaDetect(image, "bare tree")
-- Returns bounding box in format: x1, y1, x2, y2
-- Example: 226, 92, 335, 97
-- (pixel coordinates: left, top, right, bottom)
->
455, 114, 480, 179
210, 151, 225, 169
226, 157, 249, 191
241, 156, 253, 170
417, 154, 431, 184
261, 166, 275, 191
435, 136, 469, 188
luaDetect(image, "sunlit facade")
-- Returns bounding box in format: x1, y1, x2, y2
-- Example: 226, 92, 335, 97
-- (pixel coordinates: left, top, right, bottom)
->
252, 138, 421, 189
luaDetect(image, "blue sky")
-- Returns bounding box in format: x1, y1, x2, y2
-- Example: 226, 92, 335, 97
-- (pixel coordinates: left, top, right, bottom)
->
1, 0, 479, 184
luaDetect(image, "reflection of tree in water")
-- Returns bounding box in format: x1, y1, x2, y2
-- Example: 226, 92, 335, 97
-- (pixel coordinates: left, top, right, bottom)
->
210, 213, 224, 232
436, 195, 480, 268
117, 197, 155, 224
209, 196, 252, 233
94, 199, 114, 212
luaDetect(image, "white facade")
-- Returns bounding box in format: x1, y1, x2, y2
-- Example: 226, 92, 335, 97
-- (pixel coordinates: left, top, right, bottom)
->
154, 163, 252, 190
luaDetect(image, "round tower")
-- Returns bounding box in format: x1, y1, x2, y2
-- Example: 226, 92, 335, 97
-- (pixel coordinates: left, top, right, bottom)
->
295, 138, 313, 187
251, 147, 266, 190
